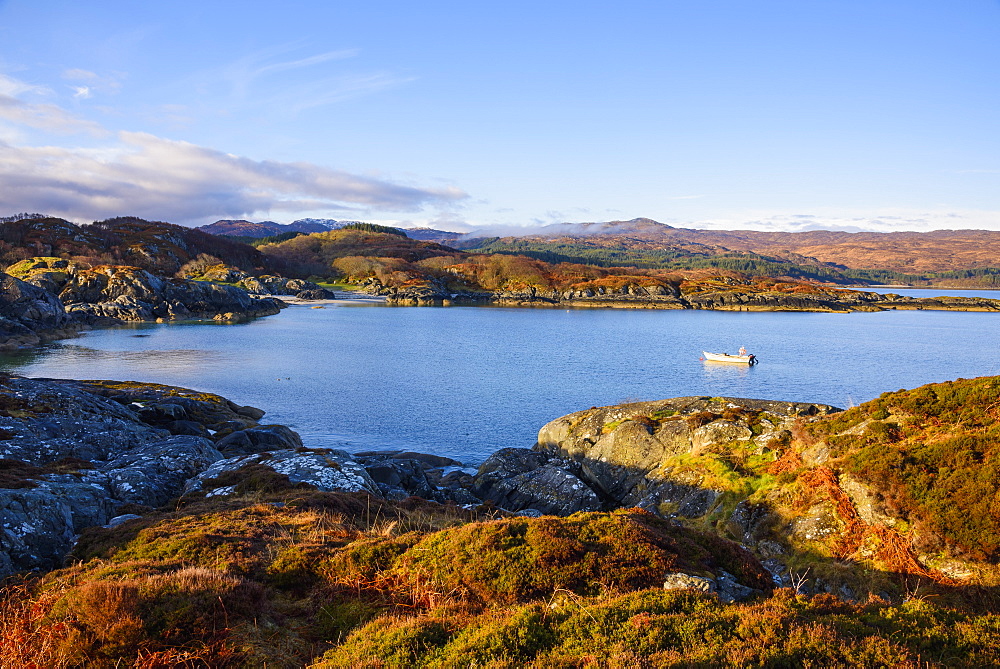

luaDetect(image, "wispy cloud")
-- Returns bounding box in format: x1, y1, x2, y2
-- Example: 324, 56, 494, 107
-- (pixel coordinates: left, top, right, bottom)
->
285, 72, 415, 113
181, 43, 407, 116
0, 95, 107, 135
0, 73, 50, 98
252, 49, 360, 77
61, 68, 123, 97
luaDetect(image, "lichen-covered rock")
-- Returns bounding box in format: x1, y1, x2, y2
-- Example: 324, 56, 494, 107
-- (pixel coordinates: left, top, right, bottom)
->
1, 482, 115, 574
100, 436, 224, 506
535, 396, 840, 510
663, 572, 715, 593
184, 449, 379, 497
663, 570, 759, 603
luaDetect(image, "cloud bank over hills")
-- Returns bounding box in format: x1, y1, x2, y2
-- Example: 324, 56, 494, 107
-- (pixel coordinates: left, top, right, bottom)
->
0, 74, 466, 226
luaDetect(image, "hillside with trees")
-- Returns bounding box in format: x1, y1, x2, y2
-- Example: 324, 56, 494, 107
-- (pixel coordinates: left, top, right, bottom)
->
455, 219, 1000, 288
0, 214, 277, 277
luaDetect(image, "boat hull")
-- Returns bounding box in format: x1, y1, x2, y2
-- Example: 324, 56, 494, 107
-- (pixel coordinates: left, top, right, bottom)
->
702, 351, 756, 364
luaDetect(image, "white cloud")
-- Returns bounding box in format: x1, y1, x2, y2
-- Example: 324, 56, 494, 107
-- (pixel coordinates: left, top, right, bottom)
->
689, 210, 1000, 233
0, 131, 467, 225
71, 86, 92, 99
61, 68, 123, 96
0, 76, 467, 225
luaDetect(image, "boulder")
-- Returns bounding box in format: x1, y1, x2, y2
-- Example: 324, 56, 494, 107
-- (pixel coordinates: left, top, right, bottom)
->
215, 424, 303, 455
663, 570, 759, 603
295, 288, 335, 300
353, 450, 479, 504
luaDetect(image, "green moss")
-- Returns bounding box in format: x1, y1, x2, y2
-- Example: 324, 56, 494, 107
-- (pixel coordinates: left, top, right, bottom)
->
600, 418, 625, 433
312, 600, 384, 642
0, 393, 55, 418
320, 535, 420, 582
81, 379, 231, 407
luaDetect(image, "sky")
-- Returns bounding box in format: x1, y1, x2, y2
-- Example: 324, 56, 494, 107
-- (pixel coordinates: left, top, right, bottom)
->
1, 0, 999, 233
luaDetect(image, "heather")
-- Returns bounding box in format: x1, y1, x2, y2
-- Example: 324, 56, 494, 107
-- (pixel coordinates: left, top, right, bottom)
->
3, 484, 999, 667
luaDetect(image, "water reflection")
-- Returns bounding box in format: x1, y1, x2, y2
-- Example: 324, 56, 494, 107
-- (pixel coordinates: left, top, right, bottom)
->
700, 359, 754, 381
0, 343, 222, 376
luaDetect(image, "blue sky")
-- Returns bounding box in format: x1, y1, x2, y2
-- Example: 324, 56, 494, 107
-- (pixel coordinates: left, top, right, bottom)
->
1, 0, 999, 232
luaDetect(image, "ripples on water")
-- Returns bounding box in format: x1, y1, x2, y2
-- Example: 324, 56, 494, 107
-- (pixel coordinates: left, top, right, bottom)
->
3, 299, 999, 464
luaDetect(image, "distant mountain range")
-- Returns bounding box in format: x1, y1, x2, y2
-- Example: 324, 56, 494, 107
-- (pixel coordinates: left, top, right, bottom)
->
197, 219, 466, 243
456, 218, 1000, 275
196, 219, 361, 237
195, 216, 1000, 278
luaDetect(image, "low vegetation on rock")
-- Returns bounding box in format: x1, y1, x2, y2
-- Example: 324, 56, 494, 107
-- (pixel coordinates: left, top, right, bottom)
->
2, 487, 998, 667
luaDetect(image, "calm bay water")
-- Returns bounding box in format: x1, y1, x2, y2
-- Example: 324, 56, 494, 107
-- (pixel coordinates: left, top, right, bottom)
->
2, 298, 1000, 465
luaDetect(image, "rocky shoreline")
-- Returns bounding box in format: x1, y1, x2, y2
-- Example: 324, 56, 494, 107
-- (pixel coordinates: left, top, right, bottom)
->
0, 259, 342, 350
4, 371, 1000, 614
0, 376, 858, 598
0, 376, 775, 580
368, 278, 1000, 312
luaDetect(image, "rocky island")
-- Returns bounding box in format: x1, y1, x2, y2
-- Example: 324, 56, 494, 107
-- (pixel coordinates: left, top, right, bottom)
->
1, 372, 998, 666
374, 276, 1000, 312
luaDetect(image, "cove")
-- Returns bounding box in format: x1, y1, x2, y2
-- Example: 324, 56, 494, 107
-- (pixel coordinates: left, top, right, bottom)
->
2, 301, 999, 465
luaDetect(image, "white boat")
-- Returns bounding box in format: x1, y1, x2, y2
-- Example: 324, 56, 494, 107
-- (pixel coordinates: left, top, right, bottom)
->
702, 351, 757, 365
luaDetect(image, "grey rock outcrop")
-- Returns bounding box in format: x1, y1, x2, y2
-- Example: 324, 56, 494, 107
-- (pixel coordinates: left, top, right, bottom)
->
60, 266, 283, 324
1, 258, 288, 349
215, 424, 303, 456
472, 447, 602, 515
354, 450, 480, 505
0, 272, 78, 350
0, 376, 280, 578
238, 275, 333, 299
